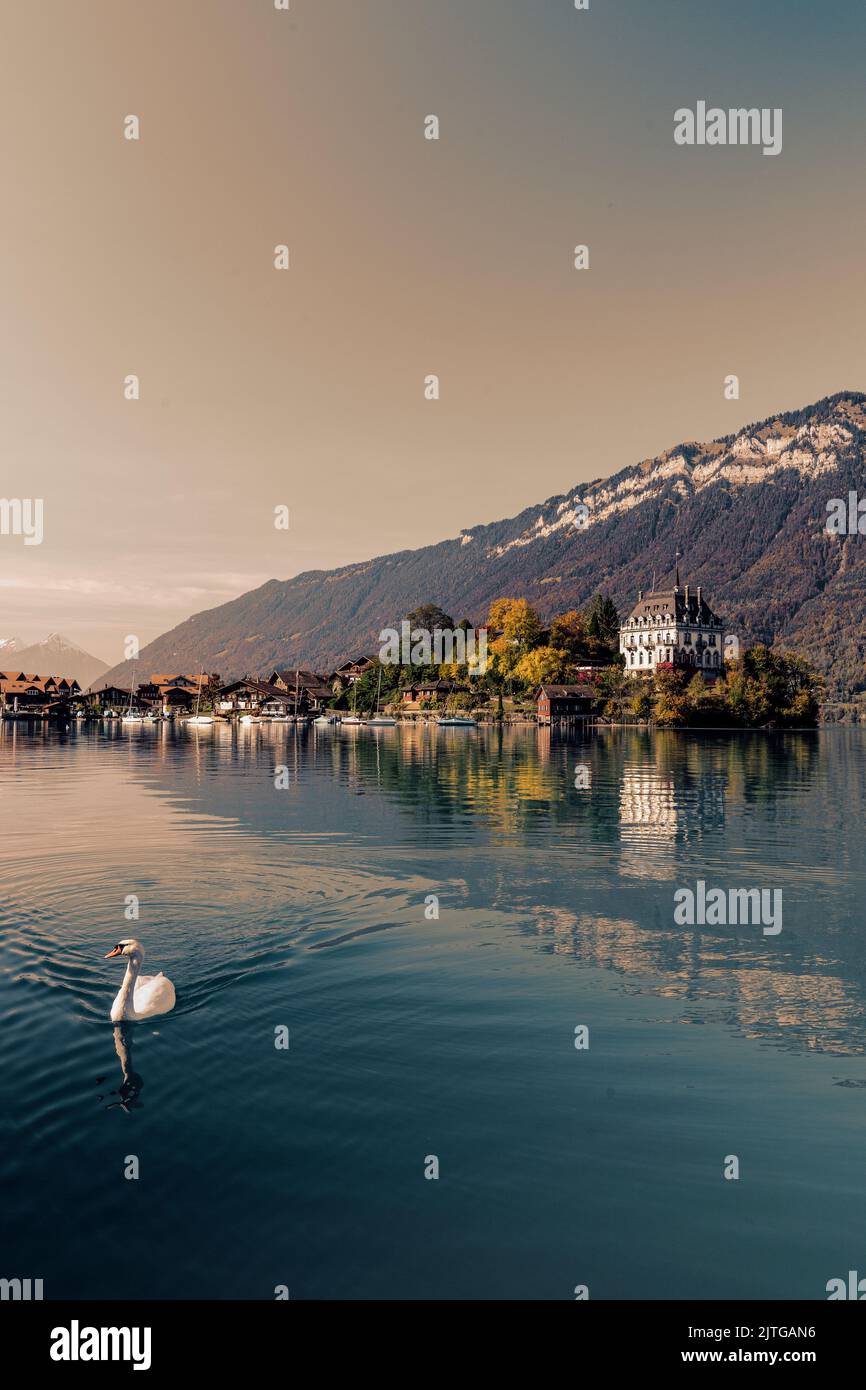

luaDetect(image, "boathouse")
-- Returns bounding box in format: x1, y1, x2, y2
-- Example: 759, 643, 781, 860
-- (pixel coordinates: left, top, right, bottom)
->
535, 684, 596, 724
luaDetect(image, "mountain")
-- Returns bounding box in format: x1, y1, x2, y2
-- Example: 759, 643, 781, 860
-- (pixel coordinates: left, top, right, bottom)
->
101, 391, 866, 700
0, 637, 22, 656
7, 634, 110, 690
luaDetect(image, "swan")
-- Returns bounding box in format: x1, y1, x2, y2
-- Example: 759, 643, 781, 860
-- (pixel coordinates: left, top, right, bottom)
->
104, 939, 176, 1022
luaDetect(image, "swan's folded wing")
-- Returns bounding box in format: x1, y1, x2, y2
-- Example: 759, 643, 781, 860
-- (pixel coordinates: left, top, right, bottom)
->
134, 972, 177, 1017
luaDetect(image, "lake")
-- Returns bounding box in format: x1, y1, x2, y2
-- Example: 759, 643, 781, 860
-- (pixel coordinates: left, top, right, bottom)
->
2, 720, 865, 1300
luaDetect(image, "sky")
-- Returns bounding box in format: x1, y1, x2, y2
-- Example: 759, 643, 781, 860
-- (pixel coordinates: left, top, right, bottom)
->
1, 0, 865, 662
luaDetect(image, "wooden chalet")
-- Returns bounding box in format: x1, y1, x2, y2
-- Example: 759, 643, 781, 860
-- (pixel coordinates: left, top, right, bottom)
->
266, 669, 334, 713
218, 678, 283, 713
73, 684, 133, 714
1, 672, 83, 716
401, 679, 469, 705
136, 673, 214, 714
535, 684, 596, 724
329, 656, 376, 690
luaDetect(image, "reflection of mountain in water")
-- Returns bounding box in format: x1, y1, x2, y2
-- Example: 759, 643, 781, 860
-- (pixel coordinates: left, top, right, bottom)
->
63, 720, 866, 1058
529, 904, 866, 1056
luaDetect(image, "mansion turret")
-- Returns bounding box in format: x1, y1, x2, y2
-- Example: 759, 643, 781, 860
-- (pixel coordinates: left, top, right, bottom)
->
620, 570, 727, 678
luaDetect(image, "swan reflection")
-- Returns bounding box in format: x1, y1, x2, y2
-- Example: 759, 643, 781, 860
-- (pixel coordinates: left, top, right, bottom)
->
97, 1024, 144, 1113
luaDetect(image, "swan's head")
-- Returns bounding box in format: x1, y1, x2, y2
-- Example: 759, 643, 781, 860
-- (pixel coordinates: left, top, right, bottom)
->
105, 938, 143, 962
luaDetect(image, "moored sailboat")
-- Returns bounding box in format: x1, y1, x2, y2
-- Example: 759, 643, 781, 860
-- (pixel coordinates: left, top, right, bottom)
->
121, 666, 143, 723
186, 669, 214, 725
367, 665, 396, 726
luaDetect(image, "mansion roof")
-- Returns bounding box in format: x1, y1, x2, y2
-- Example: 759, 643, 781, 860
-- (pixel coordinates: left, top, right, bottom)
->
625, 587, 720, 626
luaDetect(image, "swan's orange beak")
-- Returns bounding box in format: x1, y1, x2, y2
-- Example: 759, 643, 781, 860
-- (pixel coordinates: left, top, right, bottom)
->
105, 946, 122, 958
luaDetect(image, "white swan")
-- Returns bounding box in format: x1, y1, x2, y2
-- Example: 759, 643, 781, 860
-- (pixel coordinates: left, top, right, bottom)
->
105, 939, 176, 1022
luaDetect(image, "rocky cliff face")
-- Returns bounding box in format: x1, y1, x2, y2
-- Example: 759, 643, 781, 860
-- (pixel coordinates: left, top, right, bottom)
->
101, 392, 866, 699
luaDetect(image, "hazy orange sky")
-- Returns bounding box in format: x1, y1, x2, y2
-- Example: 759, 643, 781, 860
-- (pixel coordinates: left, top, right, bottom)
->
2, 0, 864, 661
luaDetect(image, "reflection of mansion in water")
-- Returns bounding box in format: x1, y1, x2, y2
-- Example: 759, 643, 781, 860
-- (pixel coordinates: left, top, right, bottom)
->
620, 772, 679, 839
619, 770, 726, 866
620, 559, 729, 677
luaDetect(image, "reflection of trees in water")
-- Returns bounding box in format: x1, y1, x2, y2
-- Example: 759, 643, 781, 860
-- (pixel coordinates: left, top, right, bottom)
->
327, 725, 599, 838
153, 723, 822, 848
304, 726, 820, 845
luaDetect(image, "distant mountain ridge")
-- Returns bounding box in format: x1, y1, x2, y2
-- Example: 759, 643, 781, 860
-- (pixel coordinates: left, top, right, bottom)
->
3, 634, 109, 690
101, 391, 866, 700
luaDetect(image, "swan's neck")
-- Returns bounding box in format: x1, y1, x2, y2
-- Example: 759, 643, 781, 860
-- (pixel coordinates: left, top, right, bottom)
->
117, 956, 142, 1018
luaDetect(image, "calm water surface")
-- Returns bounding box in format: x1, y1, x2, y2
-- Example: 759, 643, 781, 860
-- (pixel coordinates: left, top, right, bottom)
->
2, 721, 865, 1300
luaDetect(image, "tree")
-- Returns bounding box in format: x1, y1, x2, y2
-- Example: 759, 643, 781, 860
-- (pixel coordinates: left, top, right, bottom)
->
487, 597, 543, 651
549, 610, 587, 661
585, 593, 620, 647
738, 646, 821, 725
405, 603, 454, 633
630, 688, 653, 720
653, 668, 690, 727
513, 645, 566, 686
351, 659, 399, 713
596, 666, 630, 721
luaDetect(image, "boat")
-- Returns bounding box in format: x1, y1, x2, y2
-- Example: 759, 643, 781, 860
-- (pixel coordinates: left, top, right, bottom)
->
436, 677, 476, 726
186, 669, 214, 725
314, 712, 340, 726
367, 667, 397, 726
121, 666, 143, 723
240, 714, 262, 725
340, 683, 364, 728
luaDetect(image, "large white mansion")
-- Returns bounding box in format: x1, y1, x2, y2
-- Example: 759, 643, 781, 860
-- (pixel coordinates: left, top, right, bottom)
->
620, 566, 728, 678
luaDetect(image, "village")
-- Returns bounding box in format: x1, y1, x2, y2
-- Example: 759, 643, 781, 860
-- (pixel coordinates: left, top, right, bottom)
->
0, 661, 599, 728
0, 579, 820, 730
